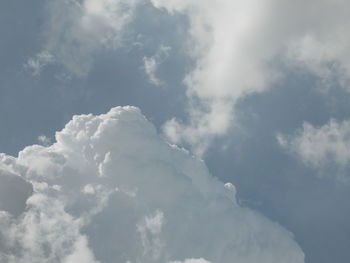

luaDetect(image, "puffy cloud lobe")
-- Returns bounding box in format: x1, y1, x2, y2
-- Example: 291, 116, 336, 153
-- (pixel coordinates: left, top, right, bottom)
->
278, 119, 350, 182
0, 106, 304, 262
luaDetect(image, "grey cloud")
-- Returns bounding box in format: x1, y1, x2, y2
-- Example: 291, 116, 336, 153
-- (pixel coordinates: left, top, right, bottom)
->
0, 155, 32, 216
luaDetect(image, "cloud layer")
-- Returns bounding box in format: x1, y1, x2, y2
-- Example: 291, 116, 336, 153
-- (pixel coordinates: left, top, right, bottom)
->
0, 106, 304, 262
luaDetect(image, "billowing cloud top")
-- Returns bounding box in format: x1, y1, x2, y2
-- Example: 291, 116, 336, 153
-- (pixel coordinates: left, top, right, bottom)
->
0, 106, 304, 263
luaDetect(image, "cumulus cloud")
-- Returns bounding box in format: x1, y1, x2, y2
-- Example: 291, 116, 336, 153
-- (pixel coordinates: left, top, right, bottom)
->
143, 45, 171, 86
0, 106, 304, 262
278, 119, 350, 182
149, 0, 350, 155
31, 0, 140, 76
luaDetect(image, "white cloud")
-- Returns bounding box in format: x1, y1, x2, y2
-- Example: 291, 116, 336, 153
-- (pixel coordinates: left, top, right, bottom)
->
169, 259, 211, 263
278, 119, 350, 182
31, 0, 140, 76
28, 0, 350, 155
150, 0, 350, 155
25, 51, 54, 76
0, 106, 304, 262
143, 45, 171, 86
137, 210, 165, 260
286, 11, 350, 91
37, 135, 52, 146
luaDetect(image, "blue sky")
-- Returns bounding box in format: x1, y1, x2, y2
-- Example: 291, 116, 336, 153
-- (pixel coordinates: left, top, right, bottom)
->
1, 1, 350, 262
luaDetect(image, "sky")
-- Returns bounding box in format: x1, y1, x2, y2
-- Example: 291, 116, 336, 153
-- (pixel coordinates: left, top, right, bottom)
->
0, 0, 350, 262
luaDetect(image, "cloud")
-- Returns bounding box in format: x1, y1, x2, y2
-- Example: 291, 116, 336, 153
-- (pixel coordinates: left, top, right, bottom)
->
277, 119, 350, 182
24, 51, 54, 76
0, 106, 304, 262
0, 156, 33, 217
149, 0, 350, 155
31, 0, 140, 76
27, 0, 350, 155
37, 135, 52, 146
287, 17, 350, 91
143, 45, 171, 86
169, 259, 211, 263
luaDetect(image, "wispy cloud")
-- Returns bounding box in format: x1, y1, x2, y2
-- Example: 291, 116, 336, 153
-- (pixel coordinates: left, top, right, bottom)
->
150, 0, 350, 156
29, 0, 140, 76
278, 119, 350, 182
25, 51, 54, 76
27, 0, 350, 158
143, 45, 171, 86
